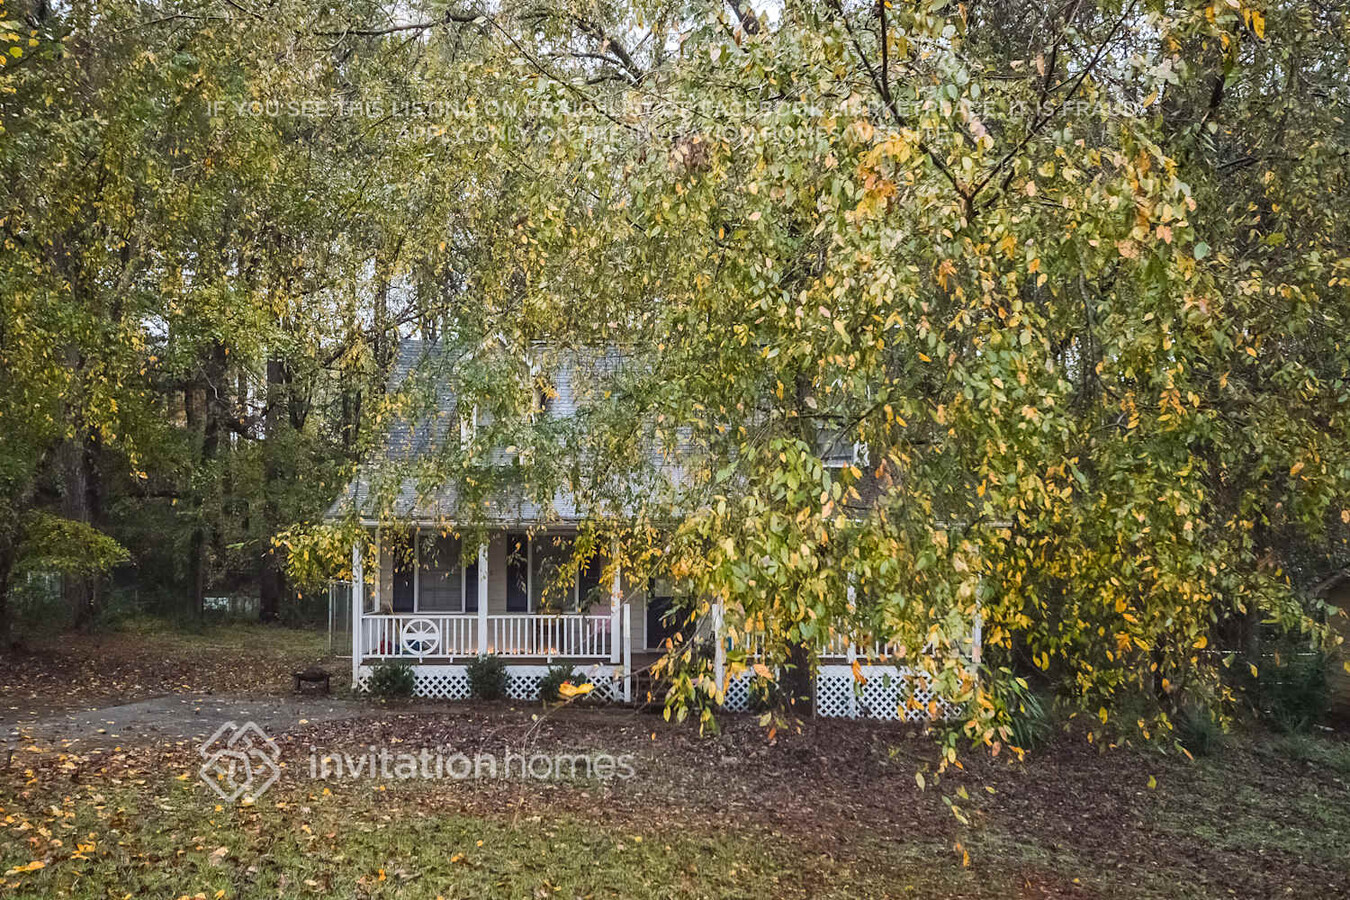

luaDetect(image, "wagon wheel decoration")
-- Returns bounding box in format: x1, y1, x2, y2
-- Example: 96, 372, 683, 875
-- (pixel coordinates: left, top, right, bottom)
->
400, 618, 441, 656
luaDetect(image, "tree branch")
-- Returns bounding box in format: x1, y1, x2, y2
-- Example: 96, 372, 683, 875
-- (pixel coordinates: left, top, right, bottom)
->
969, 0, 1138, 210
825, 0, 970, 211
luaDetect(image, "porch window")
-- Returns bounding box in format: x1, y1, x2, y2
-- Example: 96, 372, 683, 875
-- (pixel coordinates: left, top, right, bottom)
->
418, 534, 462, 612
530, 534, 574, 611
464, 555, 478, 612
578, 552, 605, 609
506, 534, 529, 612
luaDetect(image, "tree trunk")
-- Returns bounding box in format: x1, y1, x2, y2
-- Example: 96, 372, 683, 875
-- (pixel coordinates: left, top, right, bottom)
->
187, 342, 228, 617
258, 355, 287, 622
0, 518, 21, 650
65, 432, 105, 630
781, 639, 814, 715
59, 432, 93, 622
778, 374, 819, 716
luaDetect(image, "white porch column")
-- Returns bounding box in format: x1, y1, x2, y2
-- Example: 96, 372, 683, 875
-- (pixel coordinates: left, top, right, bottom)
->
712, 598, 726, 695
372, 526, 381, 612
844, 642, 860, 719
413, 527, 421, 612
622, 602, 633, 703
845, 579, 859, 718
970, 597, 984, 671
351, 537, 364, 689
609, 540, 621, 665
476, 541, 489, 654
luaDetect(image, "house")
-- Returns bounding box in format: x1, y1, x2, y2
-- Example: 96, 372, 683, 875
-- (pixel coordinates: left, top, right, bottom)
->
327, 339, 971, 718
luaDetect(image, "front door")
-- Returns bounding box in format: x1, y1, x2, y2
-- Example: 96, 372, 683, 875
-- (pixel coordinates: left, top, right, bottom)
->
464, 557, 478, 613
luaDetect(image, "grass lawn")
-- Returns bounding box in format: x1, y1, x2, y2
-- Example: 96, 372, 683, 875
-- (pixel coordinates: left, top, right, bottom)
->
2, 624, 1349, 898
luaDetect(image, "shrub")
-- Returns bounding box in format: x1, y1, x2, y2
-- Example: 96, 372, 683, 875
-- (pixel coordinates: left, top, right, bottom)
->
467, 653, 508, 700
88, 589, 150, 633
991, 671, 1053, 751
540, 662, 580, 702
365, 660, 415, 698
8, 573, 68, 637
1260, 652, 1329, 734
1175, 704, 1225, 757
748, 674, 778, 713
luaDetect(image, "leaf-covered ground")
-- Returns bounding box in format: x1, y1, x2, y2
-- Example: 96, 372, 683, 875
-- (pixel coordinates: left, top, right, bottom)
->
0, 623, 335, 723
2, 625, 1348, 898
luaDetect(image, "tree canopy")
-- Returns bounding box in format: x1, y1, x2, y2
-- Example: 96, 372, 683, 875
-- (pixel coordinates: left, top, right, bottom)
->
2, 0, 1347, 751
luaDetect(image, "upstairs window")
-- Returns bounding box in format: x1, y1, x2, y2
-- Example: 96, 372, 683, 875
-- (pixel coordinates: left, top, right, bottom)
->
816, 427, 864, 469
457, 398, 477, 450
531, 373, 557, 419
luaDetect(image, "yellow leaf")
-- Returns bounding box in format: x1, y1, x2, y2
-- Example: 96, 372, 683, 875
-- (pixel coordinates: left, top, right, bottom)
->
851, 659, 868, 684
4, 861, 45, 875
753, 662, 774, 681
557, 681, 594, 699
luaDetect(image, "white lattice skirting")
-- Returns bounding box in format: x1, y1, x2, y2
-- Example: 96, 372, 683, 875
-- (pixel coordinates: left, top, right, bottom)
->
357, 663, 955, 720
815, 664, 960, 721
723, 670, 755, 712
357, 664, 625, 703
722, 666, 960, 721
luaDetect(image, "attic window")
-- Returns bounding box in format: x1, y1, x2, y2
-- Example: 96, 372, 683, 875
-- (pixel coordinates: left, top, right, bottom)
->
532, 374, 557, 418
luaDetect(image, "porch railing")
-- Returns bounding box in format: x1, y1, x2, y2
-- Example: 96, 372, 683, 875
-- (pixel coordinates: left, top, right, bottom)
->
359, 613, 613, 660
820, 632, 908, 660
731, 630, 912, 661
361, 615, 479, 659
485, 613, 612, 658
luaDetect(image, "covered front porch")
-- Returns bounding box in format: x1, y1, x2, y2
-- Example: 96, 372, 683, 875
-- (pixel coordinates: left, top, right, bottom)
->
349, 526, 675, 701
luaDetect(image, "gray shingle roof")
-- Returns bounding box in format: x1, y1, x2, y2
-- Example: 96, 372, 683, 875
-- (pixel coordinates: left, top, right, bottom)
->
326, 339, 645, 526
328, 339, 885, 527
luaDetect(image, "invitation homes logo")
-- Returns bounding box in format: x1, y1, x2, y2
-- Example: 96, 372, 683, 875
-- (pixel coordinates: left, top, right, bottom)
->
199, 721, 282, 804
196, 720, 636, 804
308, 747, 637, 782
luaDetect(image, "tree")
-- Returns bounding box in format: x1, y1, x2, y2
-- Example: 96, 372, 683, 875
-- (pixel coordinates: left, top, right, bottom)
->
341, 0, 1349, 748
